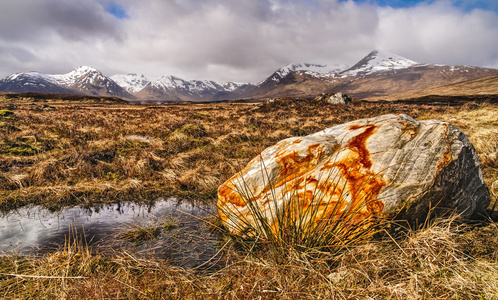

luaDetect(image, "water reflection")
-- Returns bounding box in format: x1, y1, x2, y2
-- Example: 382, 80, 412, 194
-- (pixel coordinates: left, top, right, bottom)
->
0, 198, 221, 268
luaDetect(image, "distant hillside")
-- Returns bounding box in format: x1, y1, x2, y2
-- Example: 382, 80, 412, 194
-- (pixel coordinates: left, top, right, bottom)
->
365, 74, 498, 101
246, 51, 498, 100
0, 93, 129, 104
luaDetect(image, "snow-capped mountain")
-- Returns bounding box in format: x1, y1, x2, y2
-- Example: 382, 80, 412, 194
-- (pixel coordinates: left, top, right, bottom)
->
339, 50, 419, 77
264, 63, 349, 84
0, 72, 76, 95
136, 75, 254, 101
250, 62, 349, 98
51, 66, 133, 98
51, 66, 98, 87
245, 50, 498, 100
152, 75, 248, 93
110, 73, 150, 93
0, 66, 133, 99
1, 50, 497, 102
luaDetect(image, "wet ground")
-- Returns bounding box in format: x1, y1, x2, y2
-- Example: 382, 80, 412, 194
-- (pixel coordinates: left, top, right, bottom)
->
0, 198, 222, 269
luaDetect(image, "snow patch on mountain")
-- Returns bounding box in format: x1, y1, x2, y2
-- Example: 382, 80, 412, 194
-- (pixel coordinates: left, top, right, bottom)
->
153, 76, 188, 90
5, 72, 59, 85
151, 75, 249, 93
340, 50, 419, 77
111, 73, 150, 93
51, 66, 103, 87
269, 63, 349, 83
219, 81, 246, 92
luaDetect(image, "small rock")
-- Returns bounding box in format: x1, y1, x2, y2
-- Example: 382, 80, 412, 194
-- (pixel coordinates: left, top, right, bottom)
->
42, 105, 56, 111
315, 92, 352, 105
125, 135, 152, 142
327, 270, 347, 283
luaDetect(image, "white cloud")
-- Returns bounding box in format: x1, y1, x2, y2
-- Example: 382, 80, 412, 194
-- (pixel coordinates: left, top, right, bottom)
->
375, 1, 498, 68
0, 0, 497, 82
110, 0, 379, 81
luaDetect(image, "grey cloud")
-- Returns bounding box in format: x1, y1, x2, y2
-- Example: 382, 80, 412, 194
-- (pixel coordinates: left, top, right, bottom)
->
0, 44, 37, 63
1, 0, 498, 82
0, 0, 124, 42
114, 0, 379, 81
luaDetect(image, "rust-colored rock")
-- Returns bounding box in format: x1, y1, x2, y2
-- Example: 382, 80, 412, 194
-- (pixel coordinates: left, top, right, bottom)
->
218, 114, 490, 236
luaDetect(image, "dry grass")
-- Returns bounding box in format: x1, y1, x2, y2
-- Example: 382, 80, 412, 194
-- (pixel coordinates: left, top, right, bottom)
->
0, 99, 449, 211
0, 99, 498, 298
1, 217, 497, 299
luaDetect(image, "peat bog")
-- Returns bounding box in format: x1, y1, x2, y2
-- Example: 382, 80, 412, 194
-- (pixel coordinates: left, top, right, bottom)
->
0, 98, 498, 299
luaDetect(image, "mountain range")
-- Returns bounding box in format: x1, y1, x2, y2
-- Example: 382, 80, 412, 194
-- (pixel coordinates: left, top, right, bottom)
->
1, 50, 497, 102
0, 66, 133, 99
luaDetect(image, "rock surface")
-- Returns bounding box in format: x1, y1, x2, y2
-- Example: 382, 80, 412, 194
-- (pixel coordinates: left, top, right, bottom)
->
315, 92, 352, 104
218, 114, 490, 236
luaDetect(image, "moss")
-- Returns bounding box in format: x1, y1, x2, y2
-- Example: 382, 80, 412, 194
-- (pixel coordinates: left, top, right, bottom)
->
194, 111, 212, 119
0, 110, 14, 118
1, 136, 49, 156
6, 145, 39, 156
170, 124, 207, 139
115, 140, 149, 156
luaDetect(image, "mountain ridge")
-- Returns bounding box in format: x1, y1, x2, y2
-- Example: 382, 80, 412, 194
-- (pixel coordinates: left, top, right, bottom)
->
339, 50, 418, 77
1, 50, 497, 102
0, 66, 133, 99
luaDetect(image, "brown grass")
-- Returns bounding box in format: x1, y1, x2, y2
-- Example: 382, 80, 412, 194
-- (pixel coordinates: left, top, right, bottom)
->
1, 217, 497, 299
0, 99, 457, 211
0, 99, 498, 299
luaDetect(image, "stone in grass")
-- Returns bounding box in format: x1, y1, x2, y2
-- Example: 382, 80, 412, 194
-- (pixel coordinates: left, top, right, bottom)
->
218, 114, 490, 236
42, 104, 56, 111
315, 92, 352, 105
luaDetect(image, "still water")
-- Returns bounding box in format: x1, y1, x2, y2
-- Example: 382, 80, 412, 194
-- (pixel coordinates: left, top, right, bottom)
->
0, 198, 221, 268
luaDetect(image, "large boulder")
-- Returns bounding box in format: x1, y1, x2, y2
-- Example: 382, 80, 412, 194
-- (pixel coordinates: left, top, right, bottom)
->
218, 114, 490, 236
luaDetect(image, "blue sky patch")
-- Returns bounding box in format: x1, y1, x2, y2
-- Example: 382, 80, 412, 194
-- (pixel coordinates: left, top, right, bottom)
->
339, 0, 498, 13
106, 2, 129, 19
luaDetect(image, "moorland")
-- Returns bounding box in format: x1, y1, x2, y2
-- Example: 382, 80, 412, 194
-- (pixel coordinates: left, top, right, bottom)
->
0, 95, 497, 299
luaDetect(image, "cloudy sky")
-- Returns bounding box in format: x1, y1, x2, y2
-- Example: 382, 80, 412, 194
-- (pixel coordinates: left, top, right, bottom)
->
1, 0, 497, 83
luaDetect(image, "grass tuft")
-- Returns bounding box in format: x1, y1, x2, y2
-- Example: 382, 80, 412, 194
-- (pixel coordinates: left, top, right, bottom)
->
219, 154, 388, 259
118, 223, 162, 245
